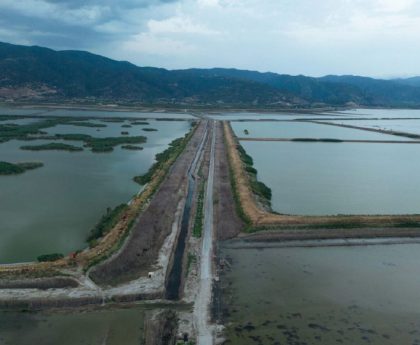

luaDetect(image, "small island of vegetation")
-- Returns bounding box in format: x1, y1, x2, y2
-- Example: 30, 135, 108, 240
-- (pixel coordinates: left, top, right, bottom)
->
142, 128, 158, 132
121, 145, 144, 150
0, 161, 44, 175
20, 143, 84, 152
37, 253, 64, 262
131, 121, 150, 125
64, 121, 107, 128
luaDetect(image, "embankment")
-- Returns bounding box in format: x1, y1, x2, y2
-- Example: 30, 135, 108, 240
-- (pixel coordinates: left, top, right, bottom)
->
223, 121, 420, 231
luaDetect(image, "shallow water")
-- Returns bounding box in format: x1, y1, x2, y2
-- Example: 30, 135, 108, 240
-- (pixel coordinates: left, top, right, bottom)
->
327, 108, 420, 118
323, 119, 420, 136
0, 121, 190, 263
208, 112, 345, 121
221, 242, 420, 345
0, 306, 146, 345
232, 121, 407, 140
242, 141, 420, 215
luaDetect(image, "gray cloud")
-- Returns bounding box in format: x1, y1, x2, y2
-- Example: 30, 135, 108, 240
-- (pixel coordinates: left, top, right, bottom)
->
1, 0, 420, 76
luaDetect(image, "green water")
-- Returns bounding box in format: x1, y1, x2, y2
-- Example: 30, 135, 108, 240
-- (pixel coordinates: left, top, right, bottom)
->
232, 121, 410, 140
0, 306, 146, 345
0, 120, 190, 263
222, 242, 420, 345
242, 141, 420, 215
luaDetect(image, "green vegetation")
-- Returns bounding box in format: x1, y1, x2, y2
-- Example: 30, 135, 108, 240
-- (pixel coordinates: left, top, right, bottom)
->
121, 145, 144, 150
0, 118, 64, 142
224, 134, 252, 228
64, 121, 106, 128
87, 204, 128, 247
237, 143, 272, 204
142, 128, 158, 132
20, 143, 83, 152
133, 134, 189, 185
0, 161, 43, 175
291, 138, 343, 143
130, 121, 150, 125
101, 119, 125, 123
37, 253, 64, 262
186, 253, 197, 277
85, 123, 197, 271
121, 131, 129, 135
244, 129, 249, 135
193, 181, 205, 238
54, 134, 147, 152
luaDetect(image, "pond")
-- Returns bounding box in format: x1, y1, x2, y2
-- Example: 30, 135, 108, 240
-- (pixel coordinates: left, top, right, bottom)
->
0, 119, 190, 263
221, 241, 420, 345
241, 141, 420, 215
232, 121, 408, 140
0, 305, 146, 345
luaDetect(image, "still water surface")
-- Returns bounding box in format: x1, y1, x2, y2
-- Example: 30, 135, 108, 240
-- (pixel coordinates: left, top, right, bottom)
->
0, 306, 146, 345
242, 141, 420, 215
222, 242, 420, 345
0, 120, 190, 263
232, 121, 407, 140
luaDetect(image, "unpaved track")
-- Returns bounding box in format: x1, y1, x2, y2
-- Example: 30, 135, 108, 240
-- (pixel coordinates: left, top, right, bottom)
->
194, 121, 216, 345
90, 121, 208, 286
214, 122, 244, 239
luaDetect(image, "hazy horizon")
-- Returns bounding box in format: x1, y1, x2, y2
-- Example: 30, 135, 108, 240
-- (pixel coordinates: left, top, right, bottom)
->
1, 0, 420, 78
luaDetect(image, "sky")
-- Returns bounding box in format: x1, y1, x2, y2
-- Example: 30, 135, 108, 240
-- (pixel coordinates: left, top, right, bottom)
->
1, 0, 420, 77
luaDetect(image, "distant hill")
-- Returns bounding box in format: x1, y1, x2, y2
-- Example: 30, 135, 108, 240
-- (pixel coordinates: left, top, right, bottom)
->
1, 41, 420, 108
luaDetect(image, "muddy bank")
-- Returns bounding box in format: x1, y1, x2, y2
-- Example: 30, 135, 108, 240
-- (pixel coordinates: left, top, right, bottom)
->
238, 227, 420, 243
0, 292, 163, 311
0, 277, 79, 290
214, 122, 244, 240
144, 309, 179, 345
89, 122, 207, 286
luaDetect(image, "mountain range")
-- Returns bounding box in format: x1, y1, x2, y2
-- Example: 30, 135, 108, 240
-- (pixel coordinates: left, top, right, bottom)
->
1, 41, 420, 108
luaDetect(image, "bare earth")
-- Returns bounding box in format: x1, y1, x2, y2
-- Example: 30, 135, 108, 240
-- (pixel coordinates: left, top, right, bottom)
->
89, 122, 208, 286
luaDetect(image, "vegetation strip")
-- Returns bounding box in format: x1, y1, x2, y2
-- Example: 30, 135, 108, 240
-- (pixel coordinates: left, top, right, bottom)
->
238, 137, 420, 144
223, 121, 420, 231
134, 130, 194, 185
192, 180, 205, 238
20, 143, 83, 151
0, 161, 43, 175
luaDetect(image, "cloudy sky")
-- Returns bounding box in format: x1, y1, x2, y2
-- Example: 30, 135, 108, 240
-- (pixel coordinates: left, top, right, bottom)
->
1, 0, 420, 77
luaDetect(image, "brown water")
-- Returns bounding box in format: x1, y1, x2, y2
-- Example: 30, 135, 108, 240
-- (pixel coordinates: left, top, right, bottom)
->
0, 306, 146, 345
221, 241, 420, 345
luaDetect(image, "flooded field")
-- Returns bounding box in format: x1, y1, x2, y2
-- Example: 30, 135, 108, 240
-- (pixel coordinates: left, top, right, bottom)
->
0, 306, 146, 345
241, 141, 420, 215
221, 242, 420, 345
232, 121, 406, 140
326, 108, 420, 118
323, 119, 420, 136
0, 118, 190, 263
208, 112, 345, 121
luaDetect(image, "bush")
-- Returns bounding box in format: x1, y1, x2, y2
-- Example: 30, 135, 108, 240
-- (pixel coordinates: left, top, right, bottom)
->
87, 204, 128, 245
37, 253, 64, 262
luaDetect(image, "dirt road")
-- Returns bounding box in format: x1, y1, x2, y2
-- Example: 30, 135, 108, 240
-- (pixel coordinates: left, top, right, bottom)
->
194, 121, 216, 345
